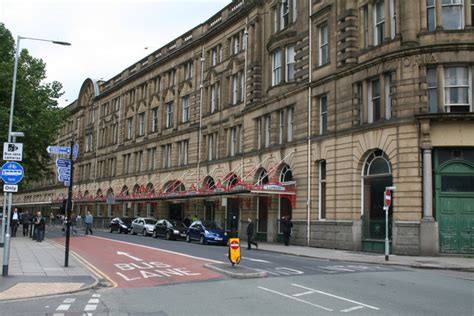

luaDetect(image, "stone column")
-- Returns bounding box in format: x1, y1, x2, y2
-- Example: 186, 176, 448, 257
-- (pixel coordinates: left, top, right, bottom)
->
400, 0, 419, 45
466, 0, 472, 27
419, 120, 439, 256
368, 3, 374, 47
420, 0, 428, 32
423, 149, 434, 219
435, 0, 443, 30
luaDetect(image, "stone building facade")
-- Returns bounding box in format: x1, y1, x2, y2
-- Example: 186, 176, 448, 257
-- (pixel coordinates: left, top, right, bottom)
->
12, 0, 474, 255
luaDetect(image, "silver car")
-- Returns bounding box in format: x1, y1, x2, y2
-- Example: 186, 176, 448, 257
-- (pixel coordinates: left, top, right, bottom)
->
131, 217, 157, 236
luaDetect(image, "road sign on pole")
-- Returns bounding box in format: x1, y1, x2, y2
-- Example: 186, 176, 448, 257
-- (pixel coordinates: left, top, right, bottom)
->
72, 143, 79, 161
56, 158, 71, 168
3, 184, 18, 192
385, 190, 392, 208
3, 142, 23, 161
46, 146, 71, 155
1, 161, 24, 184
384, 186, 396, 262
58, 174, 70, 183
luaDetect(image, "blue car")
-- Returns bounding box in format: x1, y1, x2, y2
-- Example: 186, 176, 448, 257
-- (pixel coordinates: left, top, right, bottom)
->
186, 220, 228, 245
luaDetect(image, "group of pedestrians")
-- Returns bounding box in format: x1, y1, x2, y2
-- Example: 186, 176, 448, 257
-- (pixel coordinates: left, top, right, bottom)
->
5, 208, 94, 242
7, 209, 46, 242
246, 215, 293, 249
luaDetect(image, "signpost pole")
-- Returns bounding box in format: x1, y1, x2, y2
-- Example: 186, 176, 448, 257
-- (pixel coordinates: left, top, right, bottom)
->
2, 192, 12, 275
384, 187, 395, 262
384, 202, 389, 262
0, 194, 6, 246
64, 141, 74, 267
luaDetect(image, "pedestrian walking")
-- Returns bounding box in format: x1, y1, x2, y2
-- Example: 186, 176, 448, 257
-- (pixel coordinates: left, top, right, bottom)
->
11, 208, 20, 237
84, 211, 93, 235
70, 213, 78, 235
21, 211, 31, 236
281, 216, 293, 246
246, 218, 258, 250
34, 211, 46, 242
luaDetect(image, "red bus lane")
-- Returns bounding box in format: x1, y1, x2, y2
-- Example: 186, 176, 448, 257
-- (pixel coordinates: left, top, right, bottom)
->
50, 236, 223, 288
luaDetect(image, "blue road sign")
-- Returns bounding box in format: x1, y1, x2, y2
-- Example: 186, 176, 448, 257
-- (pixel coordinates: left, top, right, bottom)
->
47, 146, 71, 155
72, 143, 79, 161
57, 167, 71, 175
56, 158, 71, 168
58, 174, 70, 182
1, 161, 24, 184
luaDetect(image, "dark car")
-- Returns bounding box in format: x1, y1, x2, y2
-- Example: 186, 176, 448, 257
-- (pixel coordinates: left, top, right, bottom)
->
153, 219, 187, 240
186, 220, 228, 245
109, 217, 133, 234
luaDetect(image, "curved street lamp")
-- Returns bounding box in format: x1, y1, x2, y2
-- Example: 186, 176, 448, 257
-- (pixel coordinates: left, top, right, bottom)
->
2, 35, 71, 276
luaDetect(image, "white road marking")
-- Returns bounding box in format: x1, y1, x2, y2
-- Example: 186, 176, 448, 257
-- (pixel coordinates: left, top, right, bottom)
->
255, 268, 280, 276
84, 304, 98, 311
56, 305, 71, 311
90, 235, 224, 264
52, 313, 64, 316
117, 251, 143, 261
303, 265, 337, 273
63, 298, 75, 304
88, 298, 100, 304
341, 306, 365, 313
292, 290, 315, 297
291, 284, 379, 310
258, 286, 333, 311
320, 266, 355, 272
92, 293, 101, 298
245, 258, 271, 263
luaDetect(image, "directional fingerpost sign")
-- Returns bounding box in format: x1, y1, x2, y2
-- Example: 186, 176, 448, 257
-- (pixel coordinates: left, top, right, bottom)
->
56, 158, 71, 168
58, 174, 70, 183
47, 146, 71, 155
1, 161, 24, 184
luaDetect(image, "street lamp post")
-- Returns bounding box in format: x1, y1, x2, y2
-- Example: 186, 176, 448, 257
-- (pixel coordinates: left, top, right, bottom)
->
2, 35, 71, 277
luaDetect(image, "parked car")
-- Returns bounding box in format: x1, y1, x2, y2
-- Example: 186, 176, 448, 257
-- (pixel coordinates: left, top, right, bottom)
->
109, 217, 134, 234
153, 219, 188, 240
131, 217, 157, 236
186, 220, 228, 245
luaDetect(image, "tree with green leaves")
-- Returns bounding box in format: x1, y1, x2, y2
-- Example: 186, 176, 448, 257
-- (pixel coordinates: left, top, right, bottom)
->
0, 23, 69, 186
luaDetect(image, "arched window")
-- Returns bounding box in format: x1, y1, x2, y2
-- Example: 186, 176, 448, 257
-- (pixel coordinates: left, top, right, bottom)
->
146, 183, 155, 194
164, 181, 185, 193
121, 185, 129, 196
280, 164, 294, 183
203, 176, 216, 190
225, 173, 239, 187
256, 168, 269, 185
364, 149, 391, 176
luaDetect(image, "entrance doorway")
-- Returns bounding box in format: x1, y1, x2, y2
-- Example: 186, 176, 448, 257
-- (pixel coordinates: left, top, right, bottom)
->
362, 150, 393, 253
226, 198, 240, 232
436, 158, 474, 254
169, 204, 183, 221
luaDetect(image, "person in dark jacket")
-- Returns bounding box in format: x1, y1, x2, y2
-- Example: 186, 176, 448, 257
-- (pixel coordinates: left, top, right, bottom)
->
21, 211, 31, 236
34, 211, 46, 242
281, 216, 293, 246
246, 218, 258, 250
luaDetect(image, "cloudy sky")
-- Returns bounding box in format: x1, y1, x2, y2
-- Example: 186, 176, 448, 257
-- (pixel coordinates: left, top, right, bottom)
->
1, 0, 228, 107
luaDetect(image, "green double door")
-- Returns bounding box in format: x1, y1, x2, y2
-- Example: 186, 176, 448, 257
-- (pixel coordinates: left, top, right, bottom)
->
436, 161, 474, 254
